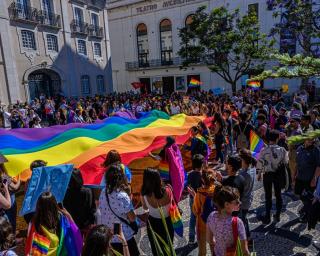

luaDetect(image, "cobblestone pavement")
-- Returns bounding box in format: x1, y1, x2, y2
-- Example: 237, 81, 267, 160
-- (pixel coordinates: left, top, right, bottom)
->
135, 181, 320, 256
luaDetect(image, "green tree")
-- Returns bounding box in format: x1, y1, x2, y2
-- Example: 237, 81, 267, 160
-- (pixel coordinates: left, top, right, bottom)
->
178, 6, 274, 93
249, 53, 320, 81
270, 0, 320, 57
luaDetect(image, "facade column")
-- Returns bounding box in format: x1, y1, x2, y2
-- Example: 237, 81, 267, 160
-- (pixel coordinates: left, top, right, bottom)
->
103, 8, 113, 93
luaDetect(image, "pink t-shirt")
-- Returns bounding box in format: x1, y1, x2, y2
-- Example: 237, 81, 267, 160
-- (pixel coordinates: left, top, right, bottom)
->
207, 212, 246, 256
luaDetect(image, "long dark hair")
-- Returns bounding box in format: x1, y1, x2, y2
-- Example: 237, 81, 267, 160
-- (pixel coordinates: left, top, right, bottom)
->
103, 150, 121, 168
0, 217, 15, 251
81, 225, 112, 256
33, 192, 60, 233
105, 164, 130, 195
141, 168, 165, 199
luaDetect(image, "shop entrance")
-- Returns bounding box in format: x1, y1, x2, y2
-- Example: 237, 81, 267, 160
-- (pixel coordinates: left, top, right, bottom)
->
162, 76, 174, 94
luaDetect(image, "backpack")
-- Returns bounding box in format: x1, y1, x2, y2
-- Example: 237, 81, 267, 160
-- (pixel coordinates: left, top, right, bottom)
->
200, 194, 216, 223
237, 124, 249, 149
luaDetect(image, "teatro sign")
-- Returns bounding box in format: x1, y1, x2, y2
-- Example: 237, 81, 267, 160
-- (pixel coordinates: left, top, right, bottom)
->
135, 0, 197, 14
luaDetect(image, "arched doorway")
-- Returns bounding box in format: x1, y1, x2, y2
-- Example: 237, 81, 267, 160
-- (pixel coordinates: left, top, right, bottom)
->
28, 69, 61, 99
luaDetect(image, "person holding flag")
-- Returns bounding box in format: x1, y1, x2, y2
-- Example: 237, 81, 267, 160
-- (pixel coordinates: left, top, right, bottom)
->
256, 130, 288, 224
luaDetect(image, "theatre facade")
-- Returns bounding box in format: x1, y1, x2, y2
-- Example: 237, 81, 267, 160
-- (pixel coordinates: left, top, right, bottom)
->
106, 0, 303, 94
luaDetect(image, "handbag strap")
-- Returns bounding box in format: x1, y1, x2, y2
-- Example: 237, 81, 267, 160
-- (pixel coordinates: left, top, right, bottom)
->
166, 184, 176, 207
231, 217, 239, 249
105, 192, 130, 227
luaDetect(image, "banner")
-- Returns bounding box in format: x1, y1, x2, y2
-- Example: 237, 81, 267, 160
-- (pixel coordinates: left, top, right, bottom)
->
20, 164, 73, 216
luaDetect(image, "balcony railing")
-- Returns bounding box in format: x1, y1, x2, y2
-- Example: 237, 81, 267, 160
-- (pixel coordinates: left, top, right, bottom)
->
138, 53, 149, 67
9, 2, 39, 23
126, 56, 205, 71
70, 20, 89, 35
88, 25, 103, 38
38, 10, 61, 28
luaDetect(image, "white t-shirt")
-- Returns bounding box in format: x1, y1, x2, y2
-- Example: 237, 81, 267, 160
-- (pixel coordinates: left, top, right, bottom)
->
98, 189, 135, 242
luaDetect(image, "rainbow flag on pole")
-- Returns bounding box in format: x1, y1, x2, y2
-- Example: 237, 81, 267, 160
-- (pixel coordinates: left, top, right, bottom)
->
247, 81, 261, 90
250, 131, 264, 159
188, 78, 202, 88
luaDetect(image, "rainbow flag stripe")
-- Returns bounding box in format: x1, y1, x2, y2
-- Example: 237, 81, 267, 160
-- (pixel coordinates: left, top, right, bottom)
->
247, 81, 261, 90
159, 160, 170, 180
188, 78, 202, 88
1, 111, 208, 186
31, 233, 50, 255
250, 131, 264, 159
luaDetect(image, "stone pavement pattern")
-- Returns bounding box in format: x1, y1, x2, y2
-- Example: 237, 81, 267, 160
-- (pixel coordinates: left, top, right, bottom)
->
135, 181, 320, 256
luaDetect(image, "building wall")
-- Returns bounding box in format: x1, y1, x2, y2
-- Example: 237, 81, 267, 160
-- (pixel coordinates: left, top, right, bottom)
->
0, 0, 112, 106
106, 0, 302, 94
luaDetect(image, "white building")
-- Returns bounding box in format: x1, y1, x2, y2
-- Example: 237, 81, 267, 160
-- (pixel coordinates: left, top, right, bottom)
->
106, 0, 305, 94
0, 0, 112, 105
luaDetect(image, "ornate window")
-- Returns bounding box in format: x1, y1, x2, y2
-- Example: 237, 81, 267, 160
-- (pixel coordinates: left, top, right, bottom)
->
137, 23, 149, 67
77, 39, 87, 55
160, 19, 173, 65
96, 75, 105, 93
46, 34, 58, 52
21, 30, 36, 50
81, 75, 91, 94
93, 42, 101, 57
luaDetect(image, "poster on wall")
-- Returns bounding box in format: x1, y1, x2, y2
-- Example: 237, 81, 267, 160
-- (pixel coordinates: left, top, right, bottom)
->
176, 76, 186, 91
151, 77, 162, 92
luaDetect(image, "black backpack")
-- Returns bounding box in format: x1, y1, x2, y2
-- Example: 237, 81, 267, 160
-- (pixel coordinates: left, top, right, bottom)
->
200, 194, 216, 223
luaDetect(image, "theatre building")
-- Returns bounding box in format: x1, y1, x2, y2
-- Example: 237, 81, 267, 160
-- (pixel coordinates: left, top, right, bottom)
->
0, 0, 112, 105
106, 0, 304, 94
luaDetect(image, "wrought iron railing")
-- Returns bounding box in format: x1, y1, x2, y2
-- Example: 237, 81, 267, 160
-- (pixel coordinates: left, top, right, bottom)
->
38, 10, 61, 28
8, 2, 38, 23
70, 20, 89, 35
88, 25, 103, 38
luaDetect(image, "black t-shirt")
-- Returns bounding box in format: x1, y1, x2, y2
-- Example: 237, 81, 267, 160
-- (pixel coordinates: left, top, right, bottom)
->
233, 122, 254, 141
222, 175, 246, 199
188, 170, 203, 197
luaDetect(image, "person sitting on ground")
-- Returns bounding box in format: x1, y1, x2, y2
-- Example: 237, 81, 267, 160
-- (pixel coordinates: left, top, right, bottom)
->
207, 185, 250, 256
82, 225, 130, 256
0, 217, 17, 256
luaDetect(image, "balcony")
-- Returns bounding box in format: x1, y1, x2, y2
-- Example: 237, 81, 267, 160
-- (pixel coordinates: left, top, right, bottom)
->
126, 56, 205, 71
38, 10, 61, 28
70, 20, 89, 36
8, 2, 39, 24
88, 25, 103, 39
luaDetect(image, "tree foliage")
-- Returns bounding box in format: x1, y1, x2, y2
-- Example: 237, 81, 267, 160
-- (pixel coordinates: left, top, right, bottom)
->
249, 53, 320, 81
270, 0, 320, 57
178, 6, 275, 93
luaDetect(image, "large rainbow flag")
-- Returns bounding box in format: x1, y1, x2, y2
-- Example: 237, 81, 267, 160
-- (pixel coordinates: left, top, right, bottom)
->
247, 81, 261, 90
1, 111, 207, 186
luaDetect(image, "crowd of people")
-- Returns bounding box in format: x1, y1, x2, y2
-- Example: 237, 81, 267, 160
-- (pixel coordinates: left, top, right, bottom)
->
0, 87, 320, 256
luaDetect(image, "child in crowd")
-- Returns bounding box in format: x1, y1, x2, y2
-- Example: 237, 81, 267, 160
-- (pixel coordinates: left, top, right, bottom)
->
192, 170, 216, 256
207, 185, 250, 256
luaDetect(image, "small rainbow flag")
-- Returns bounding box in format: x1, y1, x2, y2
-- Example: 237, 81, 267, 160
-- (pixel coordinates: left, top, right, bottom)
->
31, 233, 50, 256
159, 160, 170, 180
250, 131, 264, 159
188, 78, 202, 88
247, 81, 261, 90
169, 203, 184, 237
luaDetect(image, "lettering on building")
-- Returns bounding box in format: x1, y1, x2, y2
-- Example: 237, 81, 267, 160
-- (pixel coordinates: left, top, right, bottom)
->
162, 0, 196, 8
136, 4, 158, 13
